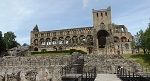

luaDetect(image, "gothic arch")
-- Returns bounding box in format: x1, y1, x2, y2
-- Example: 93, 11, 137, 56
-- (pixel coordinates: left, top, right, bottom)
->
52, 37, 57, 45
72, 36, 78, 44
39, 38, 45, 45
114, 36, 119, 42
53, 46, 57, 51
100, 22, 105, 29
65, 36, 71, 44
79, 35, 86, 44
59, 46, 63, 51
46, 38, 51, 45
58, 37, 64, 45
97, 30, 109, 48
121, 36, 127, 42
125, 43, 129, 49
86, 35, 93, 45
34, 39, 38, 45
34, 47, 38, 51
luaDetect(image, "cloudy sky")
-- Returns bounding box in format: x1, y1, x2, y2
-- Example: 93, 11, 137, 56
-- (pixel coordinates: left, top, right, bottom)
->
0, 0, 150, 45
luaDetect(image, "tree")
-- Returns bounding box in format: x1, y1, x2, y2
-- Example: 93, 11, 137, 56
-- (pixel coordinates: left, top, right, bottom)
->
0, 31, 2, 39
4, 32, 20, 49
144, 25, 150, 54
135, 23, 150, 54
0, 31, 6, 56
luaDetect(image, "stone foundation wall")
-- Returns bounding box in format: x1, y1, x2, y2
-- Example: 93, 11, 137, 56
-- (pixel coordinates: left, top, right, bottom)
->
84, 54, 143, 74
0, 55, 73, 81
0, 54, 144, 81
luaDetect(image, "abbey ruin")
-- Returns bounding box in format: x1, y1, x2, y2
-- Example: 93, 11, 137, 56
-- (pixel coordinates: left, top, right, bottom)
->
30, 7, 133, 54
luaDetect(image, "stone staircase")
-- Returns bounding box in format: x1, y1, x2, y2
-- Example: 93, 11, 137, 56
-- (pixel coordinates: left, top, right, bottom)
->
95, 74, 122, 81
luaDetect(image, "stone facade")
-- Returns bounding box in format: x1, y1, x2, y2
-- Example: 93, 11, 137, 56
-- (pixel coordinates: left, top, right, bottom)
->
30, 7, 133, 54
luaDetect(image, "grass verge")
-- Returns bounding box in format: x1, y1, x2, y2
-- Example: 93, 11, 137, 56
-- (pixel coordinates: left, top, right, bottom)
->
122, 54, 150, 71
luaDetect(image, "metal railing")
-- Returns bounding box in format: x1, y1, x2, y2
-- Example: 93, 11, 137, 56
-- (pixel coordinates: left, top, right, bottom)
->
117, 67, 150, 81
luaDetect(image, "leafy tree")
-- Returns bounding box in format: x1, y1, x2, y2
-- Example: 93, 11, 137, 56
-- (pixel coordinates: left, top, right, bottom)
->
4, 32, 20, 49
135, 23, 150, 54
0, 31, 2, 39
0, 31, 6, 56
144, 25, 150, 54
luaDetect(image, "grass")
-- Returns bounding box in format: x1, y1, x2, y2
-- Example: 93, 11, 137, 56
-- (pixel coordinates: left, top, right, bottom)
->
30, 49, 87, 56
122, 53, 150, 71
31, 53, 71, 56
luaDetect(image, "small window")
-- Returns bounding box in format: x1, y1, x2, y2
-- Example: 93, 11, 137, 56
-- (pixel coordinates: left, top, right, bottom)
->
60, 31, 63, 35
66, 31, 70, 35
47, 33, 50, 36
53, 32, 56, 36
35, 34, 38, 37
96, 13, 98, 17
41, 34, 44, 37
101, 12, 103, 17
105, 12, 107, 16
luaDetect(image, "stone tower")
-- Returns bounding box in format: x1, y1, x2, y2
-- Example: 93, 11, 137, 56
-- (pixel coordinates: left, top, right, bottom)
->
93, 6, 111, 30
92, 6, 113, 54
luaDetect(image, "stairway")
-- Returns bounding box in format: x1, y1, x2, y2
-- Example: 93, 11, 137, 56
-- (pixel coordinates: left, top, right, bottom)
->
95, 74, 122, 81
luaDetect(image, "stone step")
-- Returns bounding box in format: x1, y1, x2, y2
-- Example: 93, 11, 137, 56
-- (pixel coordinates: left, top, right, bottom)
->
95, 74, 122, 81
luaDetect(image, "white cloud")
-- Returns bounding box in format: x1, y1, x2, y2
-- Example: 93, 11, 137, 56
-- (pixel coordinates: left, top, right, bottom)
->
83, 0, 89, 8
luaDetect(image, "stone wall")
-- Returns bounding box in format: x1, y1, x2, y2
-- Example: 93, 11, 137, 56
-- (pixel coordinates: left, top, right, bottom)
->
84, 54, 143, 74
0, 54, 145, 81
0, 55, 73, 81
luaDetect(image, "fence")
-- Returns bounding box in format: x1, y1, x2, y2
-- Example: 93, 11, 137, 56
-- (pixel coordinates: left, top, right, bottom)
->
117, 67, 150, 81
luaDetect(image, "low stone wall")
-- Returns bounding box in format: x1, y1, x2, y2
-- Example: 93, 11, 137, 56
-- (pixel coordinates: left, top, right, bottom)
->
0, 56, 71, 67
84, 54, 143, 74
0, 55, 74, 81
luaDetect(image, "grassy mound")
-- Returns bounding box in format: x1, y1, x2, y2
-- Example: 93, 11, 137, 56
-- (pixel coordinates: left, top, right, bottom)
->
122, 54, 150, 70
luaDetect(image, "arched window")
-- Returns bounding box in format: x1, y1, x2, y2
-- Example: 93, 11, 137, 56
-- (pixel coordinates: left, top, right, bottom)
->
65, 36, 71, 44
39, 38, 45, 45
72, 36, 78, 44
96, 13, 98, 17
79, 35, 86, 44
114, 36, 119, 42
125, 43, 129, 49
100, 22, 105, 29
52, 37, 57, 45
58, 37, 64, 45
59, 46, 63, 51
46, 38, 51, 45
101, 12, 103, 17
121, 37, 127, 42
34, 47, 38, 51
97, 30, 109, 48
105, 12, 107, 16
34, 39, 38, 45
86, 35, 93, 45
53, 46, 57, 51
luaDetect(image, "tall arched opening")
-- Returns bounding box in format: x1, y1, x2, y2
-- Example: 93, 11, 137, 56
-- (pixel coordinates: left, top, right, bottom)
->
97, 30, 109, 48
34, 47, 38, 51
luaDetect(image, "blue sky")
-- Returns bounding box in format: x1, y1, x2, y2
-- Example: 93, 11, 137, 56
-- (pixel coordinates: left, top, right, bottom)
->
0, 0, 150, 45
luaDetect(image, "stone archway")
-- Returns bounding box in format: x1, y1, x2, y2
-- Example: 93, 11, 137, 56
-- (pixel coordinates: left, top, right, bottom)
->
87, 47, 93, 54
34, 47, 38, 51
97, 30, 109, 48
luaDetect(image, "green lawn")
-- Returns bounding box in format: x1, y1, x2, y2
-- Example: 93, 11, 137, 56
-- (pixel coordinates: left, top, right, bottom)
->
122, 54, 150, 71
31, 53, 71, 56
